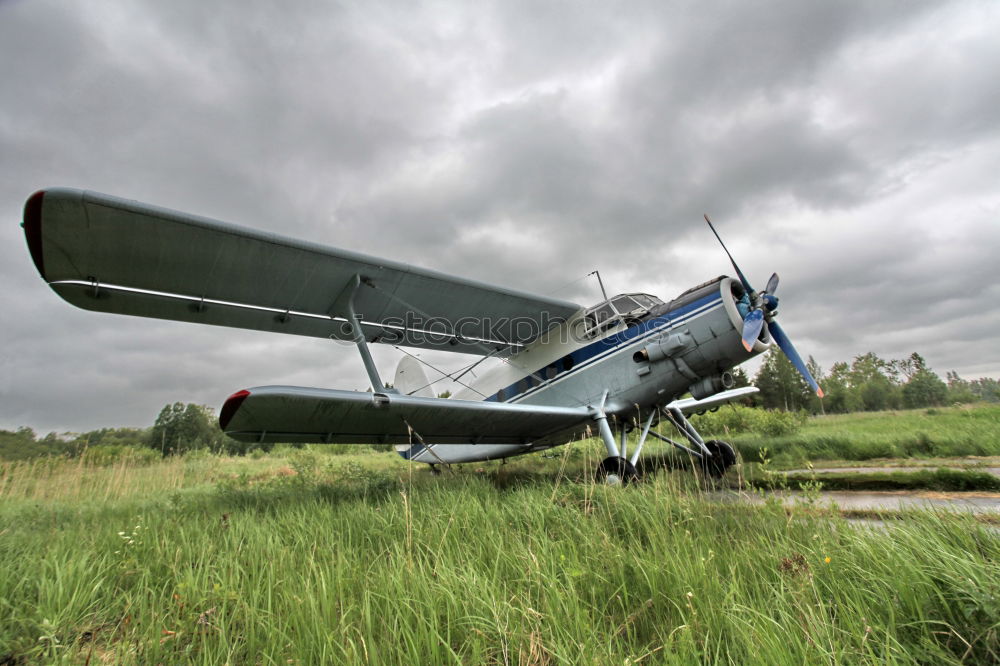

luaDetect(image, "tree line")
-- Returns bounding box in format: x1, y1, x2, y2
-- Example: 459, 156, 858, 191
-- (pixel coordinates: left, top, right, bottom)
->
0, 402, 249, 461
751, 350, 998, 414
2, 351, 997, 460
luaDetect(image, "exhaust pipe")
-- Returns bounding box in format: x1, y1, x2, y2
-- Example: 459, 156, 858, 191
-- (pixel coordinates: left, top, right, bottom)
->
632, 331, 693, 364
688, 372, 735, 400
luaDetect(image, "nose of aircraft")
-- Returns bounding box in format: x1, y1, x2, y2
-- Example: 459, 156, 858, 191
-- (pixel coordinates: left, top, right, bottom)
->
703, 214, 822, 397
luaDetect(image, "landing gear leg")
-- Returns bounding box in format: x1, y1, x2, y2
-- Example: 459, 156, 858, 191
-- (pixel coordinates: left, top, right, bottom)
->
591, 393, 638, 485
657, 407, 736, 478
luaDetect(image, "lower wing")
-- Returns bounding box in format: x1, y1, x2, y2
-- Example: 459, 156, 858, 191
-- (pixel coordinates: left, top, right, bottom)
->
667, 386, 758, 413
220, 387, 593, 445
220, 386, 758, 446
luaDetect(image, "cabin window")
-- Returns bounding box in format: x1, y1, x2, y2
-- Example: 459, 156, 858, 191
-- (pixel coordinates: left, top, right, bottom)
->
632, 294, 657, 308
563, 356, 574, 372
583, 293, 662, 337
612, 295, 641, 314
545, 365, 557, 380
497, 388, 506, 401
593, 303, 616, 323
583, 303, 620, 337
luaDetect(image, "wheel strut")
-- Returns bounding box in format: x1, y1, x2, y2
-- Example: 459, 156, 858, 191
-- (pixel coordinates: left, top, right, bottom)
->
591, 392, 637, 485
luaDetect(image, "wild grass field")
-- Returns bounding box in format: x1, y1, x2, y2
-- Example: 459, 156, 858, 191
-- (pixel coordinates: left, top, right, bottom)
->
1, 405, 998, 664
694, 403, 1000, 466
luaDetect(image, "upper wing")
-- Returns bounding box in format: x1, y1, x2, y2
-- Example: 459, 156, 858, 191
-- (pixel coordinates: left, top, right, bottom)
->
219, 386, 593, 445
23, 188, 581, 355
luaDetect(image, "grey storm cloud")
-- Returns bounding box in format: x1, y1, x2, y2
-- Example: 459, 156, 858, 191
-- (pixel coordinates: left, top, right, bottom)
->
1, 0, 998, 433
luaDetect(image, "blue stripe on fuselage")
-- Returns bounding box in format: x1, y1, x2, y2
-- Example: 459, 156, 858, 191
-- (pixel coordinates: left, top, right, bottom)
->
398, 441, 427, 460
486, 292, 723, 404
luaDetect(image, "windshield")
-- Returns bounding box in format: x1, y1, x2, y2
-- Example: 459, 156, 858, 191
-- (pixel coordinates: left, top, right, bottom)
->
583, 292, 663, 336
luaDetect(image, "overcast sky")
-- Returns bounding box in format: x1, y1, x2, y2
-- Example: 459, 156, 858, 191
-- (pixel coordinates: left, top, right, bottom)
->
2, 0, 998, 434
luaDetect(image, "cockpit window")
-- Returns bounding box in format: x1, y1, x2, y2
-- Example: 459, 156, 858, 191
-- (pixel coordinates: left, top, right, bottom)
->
632, 294, 660, 308
611, 295, 642, 314
583, 292, 663, 337
593, 304, 616, 323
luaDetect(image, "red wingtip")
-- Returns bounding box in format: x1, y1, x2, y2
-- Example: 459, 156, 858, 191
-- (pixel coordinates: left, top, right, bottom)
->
742, 340, 754, 352
219, 389, 251, 430
816, 387, 825, 399
23, 190, 47, 279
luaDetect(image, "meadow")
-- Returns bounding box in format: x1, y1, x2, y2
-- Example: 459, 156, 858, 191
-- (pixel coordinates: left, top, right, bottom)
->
700, 403, 1000, 466
1, 405, 998, 664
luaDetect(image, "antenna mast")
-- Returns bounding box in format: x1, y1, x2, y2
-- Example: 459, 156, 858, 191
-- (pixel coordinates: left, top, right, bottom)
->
589, 270, 609, 301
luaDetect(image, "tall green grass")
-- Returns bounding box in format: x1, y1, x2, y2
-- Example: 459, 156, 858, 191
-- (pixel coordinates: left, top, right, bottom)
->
1, 452, 997, 664
695, 403, 1000, 466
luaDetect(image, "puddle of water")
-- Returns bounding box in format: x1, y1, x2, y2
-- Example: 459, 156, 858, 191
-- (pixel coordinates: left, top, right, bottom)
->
844, 518, 1000, 534
711, 490, 1000, 514
782, 467, 1000, 477
806, 491, 1000, 512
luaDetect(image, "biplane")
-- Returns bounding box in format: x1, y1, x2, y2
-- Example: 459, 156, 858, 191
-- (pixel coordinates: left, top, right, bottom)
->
22, 188, 821, 483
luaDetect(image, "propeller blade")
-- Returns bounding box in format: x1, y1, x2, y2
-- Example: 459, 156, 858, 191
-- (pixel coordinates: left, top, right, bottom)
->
704, 214, 755, 296
767, 320, 824, 397
741, 309, 765, 352
702, 216, 819, 395
764, 272, 779, 295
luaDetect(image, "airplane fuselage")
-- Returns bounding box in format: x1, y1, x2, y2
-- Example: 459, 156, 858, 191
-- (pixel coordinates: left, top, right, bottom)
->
399, 276, 769, 463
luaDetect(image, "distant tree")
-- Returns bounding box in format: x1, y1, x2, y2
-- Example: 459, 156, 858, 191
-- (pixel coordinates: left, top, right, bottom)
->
945, 371, 977, 404
437, 390, 452, 399
890, 352, 929, 382
754, 349, 811, 411
902, 368, 948, 408
731, 367, 751, 388
149, 402, 217, 454
730, 367, 760, 406
806, 356, 826, 415
821, 361, 858, 413
74, 427, 149, 450
970, 377, 1000, 402
0, 427, 80, 460
946, 373, 1000, 404
0, 427, 37, 460
849, 353, 901, 411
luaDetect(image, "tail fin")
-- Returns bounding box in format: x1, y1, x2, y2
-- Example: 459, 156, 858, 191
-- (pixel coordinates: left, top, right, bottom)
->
394, 356, 435, 397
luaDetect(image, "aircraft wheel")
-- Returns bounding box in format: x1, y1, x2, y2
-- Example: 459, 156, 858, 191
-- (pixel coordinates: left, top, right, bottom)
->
700, 440, 736, 478
596, 456, 638, 486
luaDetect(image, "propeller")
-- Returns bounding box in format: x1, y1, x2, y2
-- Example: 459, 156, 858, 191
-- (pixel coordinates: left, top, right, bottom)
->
703, 214, 824, 398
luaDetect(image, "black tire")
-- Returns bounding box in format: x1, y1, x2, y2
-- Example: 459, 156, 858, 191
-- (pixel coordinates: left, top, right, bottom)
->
596, 456, 639, 485
700, 440, 736, 478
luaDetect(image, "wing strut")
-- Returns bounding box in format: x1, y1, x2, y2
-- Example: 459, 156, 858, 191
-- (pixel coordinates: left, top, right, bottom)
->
402, 419, 450, 467
331, 274, 395, 393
